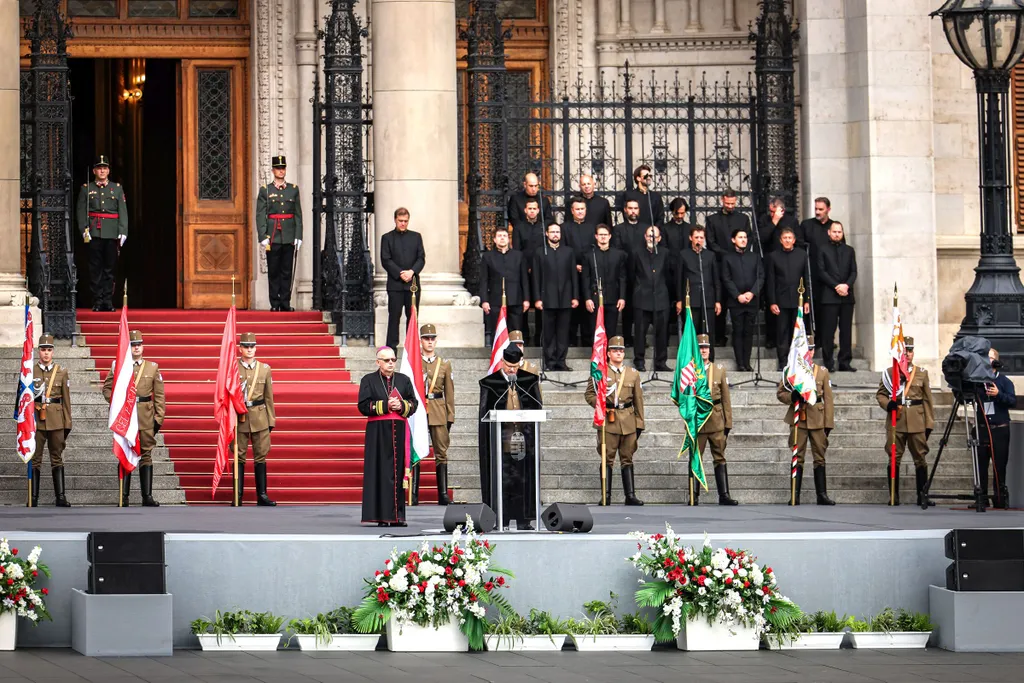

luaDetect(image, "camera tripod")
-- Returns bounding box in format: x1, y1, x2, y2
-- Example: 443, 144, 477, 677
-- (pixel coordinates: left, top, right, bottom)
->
920, 390, 989, 512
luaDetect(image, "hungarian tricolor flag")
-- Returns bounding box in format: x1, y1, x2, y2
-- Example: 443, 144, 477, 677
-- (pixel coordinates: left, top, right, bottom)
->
398, 307, 429, 468
213, 305, 247, 497
785, 304, 818, 405
590, 305, 607, 427
108, 303, 141, 475
670, 306, 712, 489
13, 304, 35, 468
487, 303, 509, 375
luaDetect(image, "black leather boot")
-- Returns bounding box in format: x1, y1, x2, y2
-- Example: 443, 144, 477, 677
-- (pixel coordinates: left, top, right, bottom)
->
141, 465, 160, 507
915, 466, 933, 507
232, 461, 246, 506
436, 464, 450, 506
887, 465, 901, 506
790, 466, 803, 505
714, 464, 738, 506
255, 462, 277, 506
814, 466, 836, 505
52, 466, 71, 507
120, 470, 132, 507
410, 465, 421, 506
687, 471, 700, 506
29, 466, 40, 508
996, 485, 1010, 510
622, 465, 643, 506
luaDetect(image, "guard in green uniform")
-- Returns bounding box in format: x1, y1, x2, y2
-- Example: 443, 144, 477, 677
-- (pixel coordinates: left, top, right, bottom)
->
233, 332, 277, 506
32, 335, 72, 507
696, 334, 738, 506
76, 155, 128, 312
420, 324, 455, 506
256, 155, 303, 312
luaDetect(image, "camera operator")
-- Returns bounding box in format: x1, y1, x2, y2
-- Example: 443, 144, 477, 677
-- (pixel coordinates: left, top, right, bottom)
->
979, 348, 1016, 508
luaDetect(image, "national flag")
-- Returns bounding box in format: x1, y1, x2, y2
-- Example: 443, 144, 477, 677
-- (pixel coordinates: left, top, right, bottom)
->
108, 304, 140, 475
886, 285, 905, 503
488, 303, 509, 375
14, 304, 35, 466
398, 307, 429, 467
890, 284, 908, 376
590, 305, 607, 427
784, 305, 817, 405
212, 305, 247, 497
670, 306, 712, 489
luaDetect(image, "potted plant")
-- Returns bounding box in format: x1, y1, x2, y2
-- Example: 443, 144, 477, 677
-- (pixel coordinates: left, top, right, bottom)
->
484, 609, 567, 652
191, 609, 285, 651
353, 516, 514, 652
287, 607, 382, 651
848, 608, 933, 649
629, 527, 800, 651
0, 539, 51, 651
767, 611, 852, 650
566, 593, 655, 652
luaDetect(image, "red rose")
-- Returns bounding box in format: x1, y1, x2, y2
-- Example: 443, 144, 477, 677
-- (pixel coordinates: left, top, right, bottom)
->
762, 586, 771, 595
766, 567, 773, 574
11, 549, 16, 555
375, 570, 381, 577
744, 581, 750, 588
663, 557, 674, 568
725, 577, 733, 585
696, 575, 705, 586
6, 579, 12, 586
701, 567, 707, 575
484, 582, 494, 592
458, 580, 466, 587
450, 555, 459, 565
469, 593, 477, 602
496, 577, 505, 586
384, 570, 391, 578
445, 567, 453, 576
41, 588, 48, 595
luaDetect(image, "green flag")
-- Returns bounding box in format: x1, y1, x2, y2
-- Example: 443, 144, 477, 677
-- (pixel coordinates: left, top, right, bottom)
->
670, 306, 713, 489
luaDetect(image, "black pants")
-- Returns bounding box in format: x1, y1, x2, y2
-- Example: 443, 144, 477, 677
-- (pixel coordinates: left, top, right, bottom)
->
588, 305, 619, 342
484, 304, 523, 341
775, 307, 798, 366
817, 302, 854, 369
763, 298, 777, 347
542, 308, 571, 369
714, 306, 728, 345
730, 306, 756, 368
267, 243, 295, 310
569, 306, 587, 347
89, 237, 118, 308
980, 424, 1011, 500
386, 290, 419, 350
623, 289, 635, 345
634, 309, 668, 367
690, 306, 715, 362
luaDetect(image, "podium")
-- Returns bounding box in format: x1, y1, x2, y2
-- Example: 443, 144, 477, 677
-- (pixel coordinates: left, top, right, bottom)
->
481, 409, 548, 530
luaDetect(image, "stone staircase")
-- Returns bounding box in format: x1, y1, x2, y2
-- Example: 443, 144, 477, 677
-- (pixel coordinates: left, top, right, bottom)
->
343, 345, 975, 505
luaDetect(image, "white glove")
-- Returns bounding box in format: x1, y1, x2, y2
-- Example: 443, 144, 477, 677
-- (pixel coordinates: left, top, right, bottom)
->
119, 235, 127, 247
82, 231, 89, 240
261, 238, 270, 248
293, 239, 302, 250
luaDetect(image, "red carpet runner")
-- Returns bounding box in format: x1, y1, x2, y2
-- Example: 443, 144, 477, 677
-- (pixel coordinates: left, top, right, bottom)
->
78, 309, 440, 505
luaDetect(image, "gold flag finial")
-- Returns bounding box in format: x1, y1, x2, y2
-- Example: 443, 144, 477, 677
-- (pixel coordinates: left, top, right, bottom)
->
231, 274, 236, 307
685, 280, 691, 309
894, 282, 899, 305
123, 279, 128, 308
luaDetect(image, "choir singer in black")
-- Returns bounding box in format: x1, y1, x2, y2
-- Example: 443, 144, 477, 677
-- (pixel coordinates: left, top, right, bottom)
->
721, 227, 763, 372
532, 223, 578, 371
583, 224, 628, 339
480, 226, 530, 344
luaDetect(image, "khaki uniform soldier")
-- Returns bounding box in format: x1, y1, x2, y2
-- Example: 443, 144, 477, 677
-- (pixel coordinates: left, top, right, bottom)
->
419, 324, 455, 506
76, 155, 128, 312
508, 330, 542, 377
233, 332, 277, 506
31, 335, 72, 507
584, 336, 645, 506
776, 335, 836, 505
696, 334, 738, 506
102, 330, 165, 507
256, 155, 304, 312
875, 336, 935, 506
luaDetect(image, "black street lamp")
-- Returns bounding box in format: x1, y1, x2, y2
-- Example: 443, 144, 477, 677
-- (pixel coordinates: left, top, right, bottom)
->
933, 0, 1024, 372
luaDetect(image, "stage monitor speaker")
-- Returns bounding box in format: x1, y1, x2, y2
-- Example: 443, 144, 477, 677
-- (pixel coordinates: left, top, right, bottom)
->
88, 563, 167, 595
87, 531, 165, 564
541, 503, 593, 533
944, 529, 1024, 562
945, 560, 1024, 591
443, 504, 496, 533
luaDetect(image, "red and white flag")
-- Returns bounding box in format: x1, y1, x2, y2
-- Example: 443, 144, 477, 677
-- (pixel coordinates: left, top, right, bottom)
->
890, 285, 908, 376
487, 304, 510, 375
212, 305, 247, 497
589, 306, 608, 427
14, 304, 35, 465
108, 304, 140, 475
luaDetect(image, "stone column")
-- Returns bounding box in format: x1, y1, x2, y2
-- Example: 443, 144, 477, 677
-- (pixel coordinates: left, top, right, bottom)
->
371, 0, 481, 346
723, 0, 737, 30
618, 0, 632, 35
294, 0, 317, 310
685, 0, 702, 32
651, 0, 667, 34
596, 0, 619, 68
0, 0, 39, 345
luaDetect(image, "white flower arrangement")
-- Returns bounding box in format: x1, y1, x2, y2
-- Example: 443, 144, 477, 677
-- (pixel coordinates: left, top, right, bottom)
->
0, 540, 50, 624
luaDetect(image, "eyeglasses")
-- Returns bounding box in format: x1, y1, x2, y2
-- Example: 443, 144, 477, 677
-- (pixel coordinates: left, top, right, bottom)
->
640, 174, 651, 180
378, 358, 397, 363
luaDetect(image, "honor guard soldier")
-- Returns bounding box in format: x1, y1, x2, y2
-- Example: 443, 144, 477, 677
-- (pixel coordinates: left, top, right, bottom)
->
420, 324, 454, 506
234, 332, 277, 506
32, 335, 72, 507
76, 155, 128, 312
696, 335, 738, 506
508, 330, 541, 378
776, 335, 836, 505
876, 336, 935, 506
102, 331, 165, 507
256, 156, 303, 312
584, 336, 645, 506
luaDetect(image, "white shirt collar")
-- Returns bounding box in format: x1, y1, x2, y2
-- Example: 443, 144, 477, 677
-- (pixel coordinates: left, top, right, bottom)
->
609, 364, 623, 373
423, 355, 436, 364
134, 359, 144, 366
241, 360, 257, 370
38, 363, 52, 372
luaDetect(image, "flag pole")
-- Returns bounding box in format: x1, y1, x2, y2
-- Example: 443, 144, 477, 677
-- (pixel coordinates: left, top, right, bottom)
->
889, 284, 899, 506
119, 282, 128, 507
599, 284, 606, 507
790, 280, 804, 506
232, 275, 239, 507
406, 284, 418, 506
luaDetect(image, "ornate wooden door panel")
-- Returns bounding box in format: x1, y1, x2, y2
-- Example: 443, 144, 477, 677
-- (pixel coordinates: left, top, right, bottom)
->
179, 59, 249, 308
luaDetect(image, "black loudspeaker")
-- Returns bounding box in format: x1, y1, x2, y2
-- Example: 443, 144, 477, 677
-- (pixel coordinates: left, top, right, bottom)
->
944, 529, 1024, 561
541, 503, 593, 533
443, 504, 496, 533
87, 532, 165, 564
945, 560, 1024, 591
88, 563, 167, 595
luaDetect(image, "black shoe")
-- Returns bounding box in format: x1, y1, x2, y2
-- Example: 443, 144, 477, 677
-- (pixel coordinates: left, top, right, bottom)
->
825, 364, 836, 373
622, 465, 643, 506
790, 466, 803, 506
52, 467, 71, 507
997, 486, 1010, 509
519, 522, 535, 530
377, 522, 388, 527
120, 470, 132, 507
255, 462, 277, 506
634, 362, 646, 372
715, 339, 728, 347
777, 363, 786, 372
915, 466, 934, 507
766, 342, 776, 350
561, 364, 573, 372
232, 461, 246, 506
654, 363, 671, 372
390, 521, 408, 528
271, 306, 280, 312
410, 465, 421, 506
28, 467, 40, 508
598, 464, 613, 506
92, 305, 100, 312
838, 365, 855, 372
281, 305, 294, 312
141, 464, 160, 507
714, 464, 738, 506
436, 464, 451, 506
814, 466, 836, 506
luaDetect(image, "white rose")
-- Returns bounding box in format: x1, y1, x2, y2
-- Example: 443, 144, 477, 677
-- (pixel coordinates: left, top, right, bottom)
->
27, 547, 41, 565
389, 573, 409, 592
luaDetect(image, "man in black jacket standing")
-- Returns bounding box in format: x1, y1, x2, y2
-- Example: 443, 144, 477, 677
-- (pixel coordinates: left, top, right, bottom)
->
765, 227, 810, 370
583, 224, 628, 339
661, 197, 692, 254
380, 207, 426, 350
616, 164, 664, 229
480, 226, 531, 344
706, 189, 751, 347
721, 227, 763, 372
511, 197, 545, 255
816, 222, 857, 372
507, 172, 554, 225
632, 226, 678, 372
532, 223, 579, 371
680, 226, 721, 360
614, 198, 643, 345
580, 174, 612, 228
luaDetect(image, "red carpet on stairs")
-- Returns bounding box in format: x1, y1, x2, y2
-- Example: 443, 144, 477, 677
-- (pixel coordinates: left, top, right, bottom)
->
77, 309, 441, 505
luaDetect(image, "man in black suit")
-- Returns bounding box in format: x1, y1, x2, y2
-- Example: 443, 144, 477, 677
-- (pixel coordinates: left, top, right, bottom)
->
801, 196, 840, 328
615, 164, 665, 229
511, 197, 545, 256
480, 226, 531, 345
532, 223, 579, 371
721, 227, 763, 372
765, 226, 810, 370
679, 226, 721, 360
507, 172, 554, 226
815, 221, 857, 372
760, 196, 802, 349
380, 207, 425, 350
614, 198, 643, 345
583, 224, 628, 339
580, 174, 612, 228
632, 226, 678, 372
706, 189, 752, 347
564, 196, 594, 346
660, 197, 692, 254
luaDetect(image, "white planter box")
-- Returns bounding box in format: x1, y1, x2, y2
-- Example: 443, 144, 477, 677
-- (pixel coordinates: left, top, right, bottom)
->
485, 634, 566, 651
386, 617, 468, 652
294, 634, 381, 651
0, 611, 16, 651
196, 634, 282, 651
677, 616, 759, 651
768, 632, 846, 650
848, 632, 931, 649
569, 634, 655, 651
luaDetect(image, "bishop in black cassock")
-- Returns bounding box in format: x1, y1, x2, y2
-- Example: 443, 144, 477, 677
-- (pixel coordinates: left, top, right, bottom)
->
359, 349, 419, 527
478, 345, 543, 529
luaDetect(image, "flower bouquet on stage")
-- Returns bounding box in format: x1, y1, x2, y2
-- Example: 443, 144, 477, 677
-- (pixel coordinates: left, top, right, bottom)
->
629, 526, 799, 651
0, 539, 51, 650
354, 519, 514, 651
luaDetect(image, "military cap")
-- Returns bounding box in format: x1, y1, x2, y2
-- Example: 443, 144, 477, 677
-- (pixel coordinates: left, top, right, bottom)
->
905, 336, 914, 350
608, 336, 625, 350
420, 323, 437, 338
129, 330, 143, 344
271, 155, 287, 168
697, 334, 711, 347
806, 334, 815, 349
503, 345, 523, 364
508, 330, 525, 344
38, 334, 54, 348
93, 155, 110, 168
239, 332, 258, 347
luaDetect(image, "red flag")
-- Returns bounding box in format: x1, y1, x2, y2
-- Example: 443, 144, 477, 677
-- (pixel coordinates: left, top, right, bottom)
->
590, 306, 608, 426
14, 304, 35, 466
487, 304, 509, 374
108, 304, 140, 475
212, 305, 247, 497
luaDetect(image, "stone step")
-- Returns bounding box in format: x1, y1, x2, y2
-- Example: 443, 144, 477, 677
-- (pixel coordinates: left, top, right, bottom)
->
341, 345, 867, 361
0, 460, 176, 476
520, 472, 973, 492
0, 488, 186, 506
0, 471, 183, 490
451, 488, 973, 506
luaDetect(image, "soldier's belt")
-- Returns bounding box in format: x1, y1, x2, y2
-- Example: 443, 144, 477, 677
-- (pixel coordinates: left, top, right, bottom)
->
426, 392, 445, 400
713, 399, 722, 405
246, 398, 266, 408
34, 397, 61, 404
137, 396, 152, 403
267, 213, 295, 219
906, 399, 924, 406
605, 400, 634, 410
88, 212, 119, 219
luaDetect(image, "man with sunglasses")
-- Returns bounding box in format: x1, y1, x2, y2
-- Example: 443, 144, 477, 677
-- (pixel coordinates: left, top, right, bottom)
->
615, 164, 665, 229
